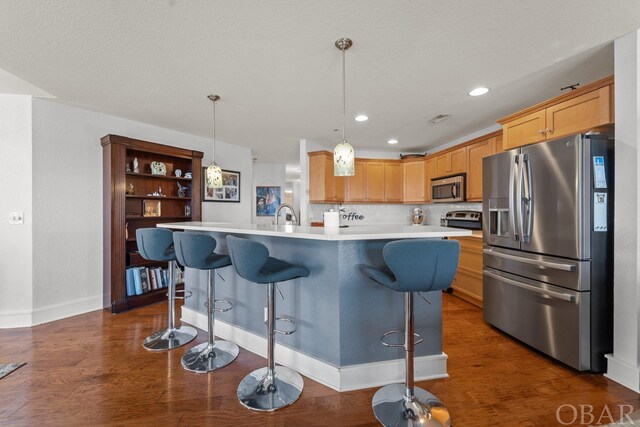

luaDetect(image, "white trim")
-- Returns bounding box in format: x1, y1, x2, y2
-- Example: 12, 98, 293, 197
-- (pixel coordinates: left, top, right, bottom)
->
31, 294, 103, 326
605, 354, 640, 393
0, 309, 33, 329
181, 306, 448, 392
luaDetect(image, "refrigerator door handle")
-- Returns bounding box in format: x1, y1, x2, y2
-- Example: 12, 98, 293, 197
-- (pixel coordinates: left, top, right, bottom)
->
522, 153, 533, 242
483, 248, 577, 271
484, 270, 577, 302
509, 155, 519, 241
516, 153, 525, 242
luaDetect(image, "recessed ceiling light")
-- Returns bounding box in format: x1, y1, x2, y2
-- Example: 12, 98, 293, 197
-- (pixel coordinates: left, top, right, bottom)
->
468, 87, 490, 97
387, 139, 399, 145
355, 114, 368, 122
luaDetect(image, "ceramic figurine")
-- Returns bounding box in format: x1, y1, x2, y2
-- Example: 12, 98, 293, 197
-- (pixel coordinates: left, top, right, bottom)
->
133, 158, 139, 173
184, 172, 192, 179
125, 163, 131, 172
150, 161, 167, 175
175, 169, 182, 178
185, 205, 191, 217
177, 182, 187, 198
125, 182, 134, 195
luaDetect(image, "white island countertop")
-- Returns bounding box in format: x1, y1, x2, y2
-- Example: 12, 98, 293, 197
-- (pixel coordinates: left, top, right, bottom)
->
157, 221, 472, 241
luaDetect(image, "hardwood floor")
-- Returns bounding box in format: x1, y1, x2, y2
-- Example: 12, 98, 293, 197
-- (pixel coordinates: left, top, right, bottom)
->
0, 294, 637, 426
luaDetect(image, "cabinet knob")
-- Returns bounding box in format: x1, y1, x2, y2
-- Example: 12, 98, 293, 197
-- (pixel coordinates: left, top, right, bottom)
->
538, 129, 545, 135
546, 128, 553, 134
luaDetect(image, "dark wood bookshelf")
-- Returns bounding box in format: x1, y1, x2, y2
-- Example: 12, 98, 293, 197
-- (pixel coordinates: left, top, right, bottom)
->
102, 134, 203, 313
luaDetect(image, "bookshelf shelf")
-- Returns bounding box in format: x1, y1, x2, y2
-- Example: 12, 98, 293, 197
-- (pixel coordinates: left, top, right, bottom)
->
102, 134, 203, 313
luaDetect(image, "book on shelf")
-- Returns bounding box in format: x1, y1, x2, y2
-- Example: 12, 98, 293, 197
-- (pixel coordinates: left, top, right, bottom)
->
125, 268, 135, 297
132, 267, 143, 295
162, 269, 169, 288
149, 268, 157, 290
140, 268, 150, 293
153, 268, 164, 290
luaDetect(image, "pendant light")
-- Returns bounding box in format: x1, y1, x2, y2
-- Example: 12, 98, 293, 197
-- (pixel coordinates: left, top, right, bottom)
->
334, 37, 355, 176
206, 94, 223, 188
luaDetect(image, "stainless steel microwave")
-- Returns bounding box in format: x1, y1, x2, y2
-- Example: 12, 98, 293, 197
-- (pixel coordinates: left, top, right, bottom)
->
431, 175, 465, 203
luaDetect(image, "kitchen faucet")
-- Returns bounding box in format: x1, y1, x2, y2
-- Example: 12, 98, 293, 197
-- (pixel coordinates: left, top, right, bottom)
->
274, 203, 298, 226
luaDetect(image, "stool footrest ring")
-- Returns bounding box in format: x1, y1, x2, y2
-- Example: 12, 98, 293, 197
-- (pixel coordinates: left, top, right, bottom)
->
265, 317, 297, 335
168, 289, 193, 300
380, 330, 424, 348
204, 299, 233, 312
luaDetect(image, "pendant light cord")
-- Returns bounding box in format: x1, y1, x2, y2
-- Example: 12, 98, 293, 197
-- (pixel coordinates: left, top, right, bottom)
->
212, 98, 216, 163
342, 48, 346, 142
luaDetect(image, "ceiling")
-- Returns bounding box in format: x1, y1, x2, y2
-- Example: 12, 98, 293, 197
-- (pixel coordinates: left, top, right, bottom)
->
0, 1, 638, 165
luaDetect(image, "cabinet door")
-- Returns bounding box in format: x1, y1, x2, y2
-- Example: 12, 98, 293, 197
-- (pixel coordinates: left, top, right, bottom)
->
466, 138, 494, 201
450, 236, 483, 307
308, 153, 328, 202
545, 85, 612, 139
384, 161, 403, 202
424, 158, 434, 202
324, 155, 345, 202
365, 161, 385, 202
345, 160, 366, 202
449, 147, 467, 174
403, 160, 425, 203
503, 109, 546, 150
434, 153, 450, 177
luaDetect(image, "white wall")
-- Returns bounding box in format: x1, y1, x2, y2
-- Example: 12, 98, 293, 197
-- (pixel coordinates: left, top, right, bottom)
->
28, 98, 252, 324
252, 162, 287, 224
605, 29, 640, 392
0, 95, 33, 327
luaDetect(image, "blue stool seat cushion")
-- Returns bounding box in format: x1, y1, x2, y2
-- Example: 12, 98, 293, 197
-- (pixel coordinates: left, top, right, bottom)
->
363, 239, 460, 293
136, 228, 176, 262
173, 232, 232, 270
226, 236, 309, 284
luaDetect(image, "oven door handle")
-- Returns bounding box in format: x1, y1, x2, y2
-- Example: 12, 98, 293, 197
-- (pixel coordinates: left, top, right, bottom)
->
484, 270, 576, 302
483, 248, 576, 271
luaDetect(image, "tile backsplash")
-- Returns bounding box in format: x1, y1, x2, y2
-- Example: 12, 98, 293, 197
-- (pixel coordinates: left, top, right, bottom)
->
308, 202, 482, 226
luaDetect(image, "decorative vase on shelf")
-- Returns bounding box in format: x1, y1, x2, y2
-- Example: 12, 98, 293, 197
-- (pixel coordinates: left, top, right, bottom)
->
175, 169, 182, 177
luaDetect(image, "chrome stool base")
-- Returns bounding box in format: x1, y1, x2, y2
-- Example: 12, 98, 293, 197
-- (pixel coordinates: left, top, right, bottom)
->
142, 326, 197, 352
237, 366, 304, 411
372, 383, 451, 427
181, 340, 239, 373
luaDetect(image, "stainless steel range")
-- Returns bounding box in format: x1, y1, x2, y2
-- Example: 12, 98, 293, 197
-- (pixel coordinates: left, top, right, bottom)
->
482, 133, 614, 372
444, 210, 482, 230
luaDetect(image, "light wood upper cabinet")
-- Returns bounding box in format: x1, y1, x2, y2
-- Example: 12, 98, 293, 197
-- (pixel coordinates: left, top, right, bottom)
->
365, 161, 385, 202
499, 76, 614, 150
545, 85, 611, 139
384, 161, 403, 202
308, 151, 344, 203
503, 110, 546, 150
467, 135, 499, 201
345, 160, 366, 202
434, 146, 467, 178
424, 158, 434, 203
403, 159, 426, 203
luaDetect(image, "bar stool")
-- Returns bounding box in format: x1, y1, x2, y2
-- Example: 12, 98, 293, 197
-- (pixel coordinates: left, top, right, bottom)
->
173, 232, 239, 373
136, 228, 197, 351
226, 235, 310, 412
362, 239, 460, 427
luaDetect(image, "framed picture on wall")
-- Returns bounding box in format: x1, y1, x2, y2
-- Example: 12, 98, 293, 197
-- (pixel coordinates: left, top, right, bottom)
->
256, 186, 281, 216
202, 168, 241, 202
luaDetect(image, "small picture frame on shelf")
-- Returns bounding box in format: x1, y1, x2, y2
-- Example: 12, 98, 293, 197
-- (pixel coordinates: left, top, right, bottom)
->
143, 200, 161, 217
203, 168, 241, 203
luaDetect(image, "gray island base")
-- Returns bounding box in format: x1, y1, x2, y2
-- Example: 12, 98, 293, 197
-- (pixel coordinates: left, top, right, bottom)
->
158, 222, 471, 391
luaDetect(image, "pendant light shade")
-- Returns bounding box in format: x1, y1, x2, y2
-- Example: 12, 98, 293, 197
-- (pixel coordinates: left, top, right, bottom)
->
206, 94, 223, 188
334, 37, 355, 177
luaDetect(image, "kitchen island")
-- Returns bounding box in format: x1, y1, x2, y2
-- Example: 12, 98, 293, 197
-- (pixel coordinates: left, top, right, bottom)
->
158, 222, 471, 391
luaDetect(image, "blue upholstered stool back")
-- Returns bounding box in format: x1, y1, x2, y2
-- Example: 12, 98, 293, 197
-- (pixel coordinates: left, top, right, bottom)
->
136, 228, 176, 262
226, 236, 269, 283
173, 233, 219, 270
383, 239, 460, 293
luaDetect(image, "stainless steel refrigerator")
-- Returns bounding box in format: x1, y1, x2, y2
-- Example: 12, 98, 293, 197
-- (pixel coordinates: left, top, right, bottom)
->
482, 133, 613, 372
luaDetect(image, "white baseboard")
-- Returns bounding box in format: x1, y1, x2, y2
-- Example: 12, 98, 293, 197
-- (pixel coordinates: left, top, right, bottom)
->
605, 354, 640, 393
0, 309, 33, 329
181, 306, 448, 392
30, 295, 103, 326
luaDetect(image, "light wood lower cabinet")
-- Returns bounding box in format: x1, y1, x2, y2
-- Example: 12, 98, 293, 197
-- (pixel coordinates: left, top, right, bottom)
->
450, 236, 483, 308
